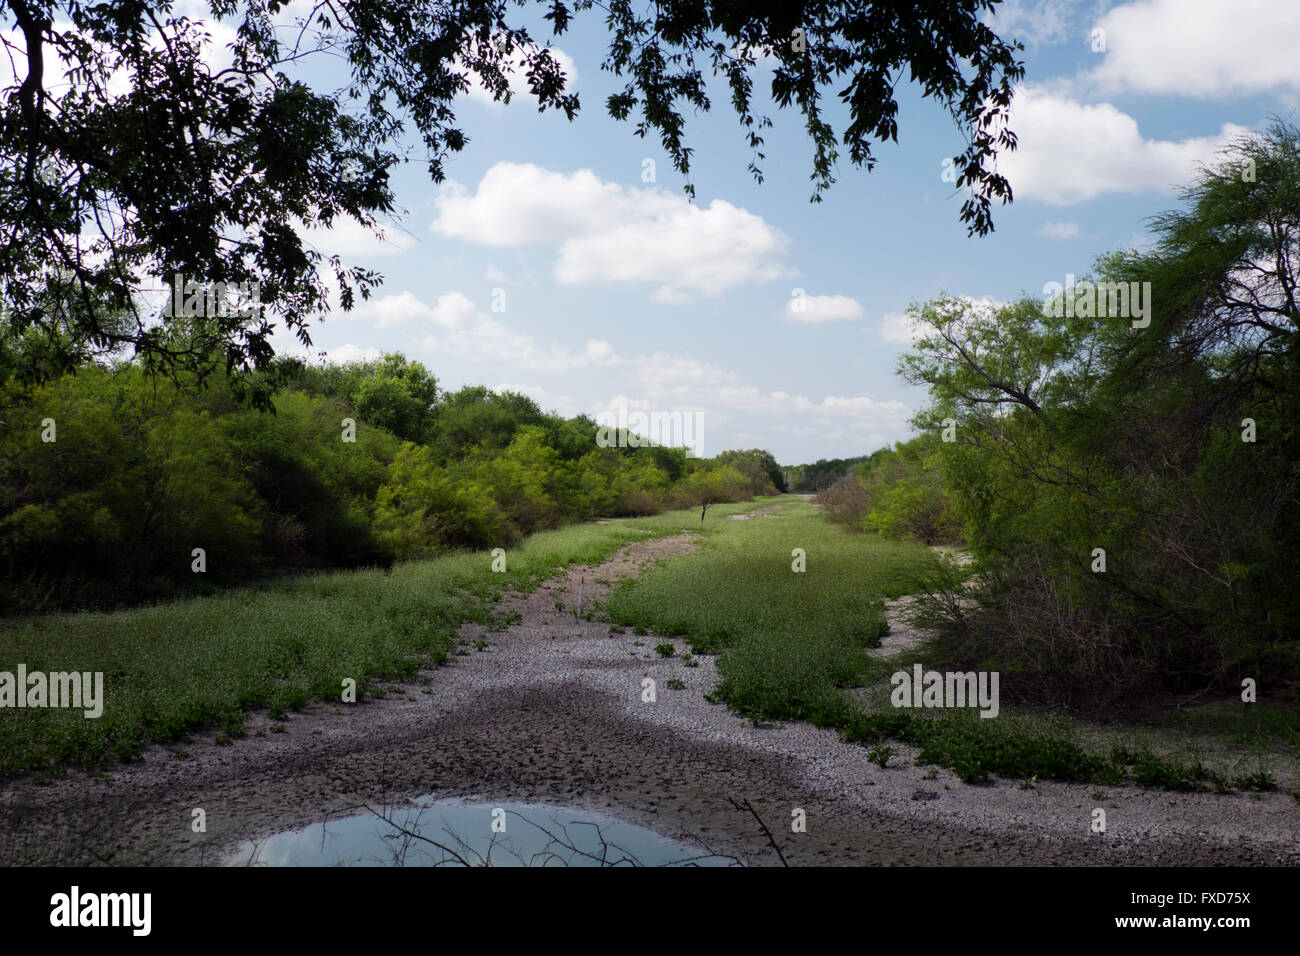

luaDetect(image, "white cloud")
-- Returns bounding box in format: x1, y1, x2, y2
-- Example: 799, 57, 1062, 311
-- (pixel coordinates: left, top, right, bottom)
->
317, 344, 382, 364
785, 293, 863, 323
581, 340, 619, 366
432, 162, 790, 302
985, 0, 1074, 48
624, 354, 908, 428
1083, 0, 1300, 98
880, 311, 923, 345
491, 383, 577, 416
432, 165, 616, 245
323, 288, 911, 453
881, 296, 1007, 346
999, 87, 1248, 205
352, 290, 622, 372
457, 40, 578, 106
2, 16, 239, 100
302, 217, 415, 258
1036, 220, 1080, 239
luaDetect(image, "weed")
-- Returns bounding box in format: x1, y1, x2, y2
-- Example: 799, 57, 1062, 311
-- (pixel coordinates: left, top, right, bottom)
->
867, 746, 894, 768
1232, 771, 1276, 792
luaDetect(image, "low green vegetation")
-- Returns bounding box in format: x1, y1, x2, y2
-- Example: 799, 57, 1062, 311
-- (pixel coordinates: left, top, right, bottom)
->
0, 498, 769, 777
605, 500, 937, 720
866, 745, 894, 768
604, 500, 1290, 794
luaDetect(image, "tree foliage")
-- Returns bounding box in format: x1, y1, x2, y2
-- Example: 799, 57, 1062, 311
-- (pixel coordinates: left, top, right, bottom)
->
814, 433, 959, 544
2, 0, 1022, 395
894, 121, 1300, 709
0, 350, 779, 611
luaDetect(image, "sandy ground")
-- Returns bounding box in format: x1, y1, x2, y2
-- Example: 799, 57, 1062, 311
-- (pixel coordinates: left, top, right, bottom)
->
2, 529, 1297, 867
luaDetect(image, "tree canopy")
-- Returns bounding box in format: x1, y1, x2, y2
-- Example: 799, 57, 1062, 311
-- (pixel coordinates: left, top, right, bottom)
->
889, 120, 1300, 709
2, 0, 1023, 396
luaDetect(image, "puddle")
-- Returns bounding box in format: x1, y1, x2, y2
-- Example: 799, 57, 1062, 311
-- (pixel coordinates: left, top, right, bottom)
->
228, 798, 738, 867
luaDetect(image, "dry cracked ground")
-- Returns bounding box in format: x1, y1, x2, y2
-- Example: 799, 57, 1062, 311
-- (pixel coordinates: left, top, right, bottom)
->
2, 525, 1297, 866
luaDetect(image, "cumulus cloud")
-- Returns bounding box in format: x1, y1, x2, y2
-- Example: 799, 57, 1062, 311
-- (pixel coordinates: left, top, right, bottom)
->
880, 311, 923, 345
432, 162, 790, 302
351, 290, 622, 372
456, 39, 578, 106
880, 295, 1007, 346
302, 217, 415, 258
625, 354, 909, 428
1036, 220, 1081, 239
984, 0, 1074, 48
317, 344, 383, 365
491, 383, 577, 416
327, 289, 911, 451
1083, 0, 1300, 98
998, 87, 1248, 205
784, 293, 863, 323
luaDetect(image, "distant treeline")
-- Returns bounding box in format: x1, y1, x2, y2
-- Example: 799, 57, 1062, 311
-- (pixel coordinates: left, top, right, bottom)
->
784, 456, 872, 492
0, 353, 783, 614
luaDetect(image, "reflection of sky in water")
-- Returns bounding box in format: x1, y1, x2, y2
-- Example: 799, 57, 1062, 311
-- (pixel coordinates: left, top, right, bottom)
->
230, 799, 736, 867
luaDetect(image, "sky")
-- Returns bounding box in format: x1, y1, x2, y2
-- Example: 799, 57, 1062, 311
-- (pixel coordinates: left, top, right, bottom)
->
19, 0, 1300, 464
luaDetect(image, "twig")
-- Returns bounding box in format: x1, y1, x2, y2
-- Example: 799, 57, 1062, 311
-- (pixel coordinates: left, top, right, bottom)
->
729, 797, 788, 866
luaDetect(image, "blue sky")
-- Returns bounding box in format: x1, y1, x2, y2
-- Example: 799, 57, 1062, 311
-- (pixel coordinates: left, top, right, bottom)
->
256, 2, 1300, 463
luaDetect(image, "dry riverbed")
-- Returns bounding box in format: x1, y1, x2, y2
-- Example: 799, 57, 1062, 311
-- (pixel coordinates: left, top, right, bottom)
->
2, 533, 1297, 866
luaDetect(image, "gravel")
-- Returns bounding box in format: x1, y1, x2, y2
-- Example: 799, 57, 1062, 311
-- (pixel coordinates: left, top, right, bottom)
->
3, 532, 1296, 866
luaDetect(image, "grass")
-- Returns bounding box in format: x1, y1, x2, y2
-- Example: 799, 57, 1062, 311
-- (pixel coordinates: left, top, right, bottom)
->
605, 499, 938, 723
5, 491, 1290, 797
603, 499, 1290, 795
0, 496, 775, 777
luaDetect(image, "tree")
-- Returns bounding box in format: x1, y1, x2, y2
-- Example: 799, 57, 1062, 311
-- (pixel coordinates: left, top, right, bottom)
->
717, 448, 784, 493
895, 121, 1300, 705
684, 463, 747, 520
2, 0, 1023, 397
433, 385, 541, 458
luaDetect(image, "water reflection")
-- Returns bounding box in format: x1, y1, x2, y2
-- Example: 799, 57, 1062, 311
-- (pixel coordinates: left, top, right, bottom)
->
231, 798, 740, 867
